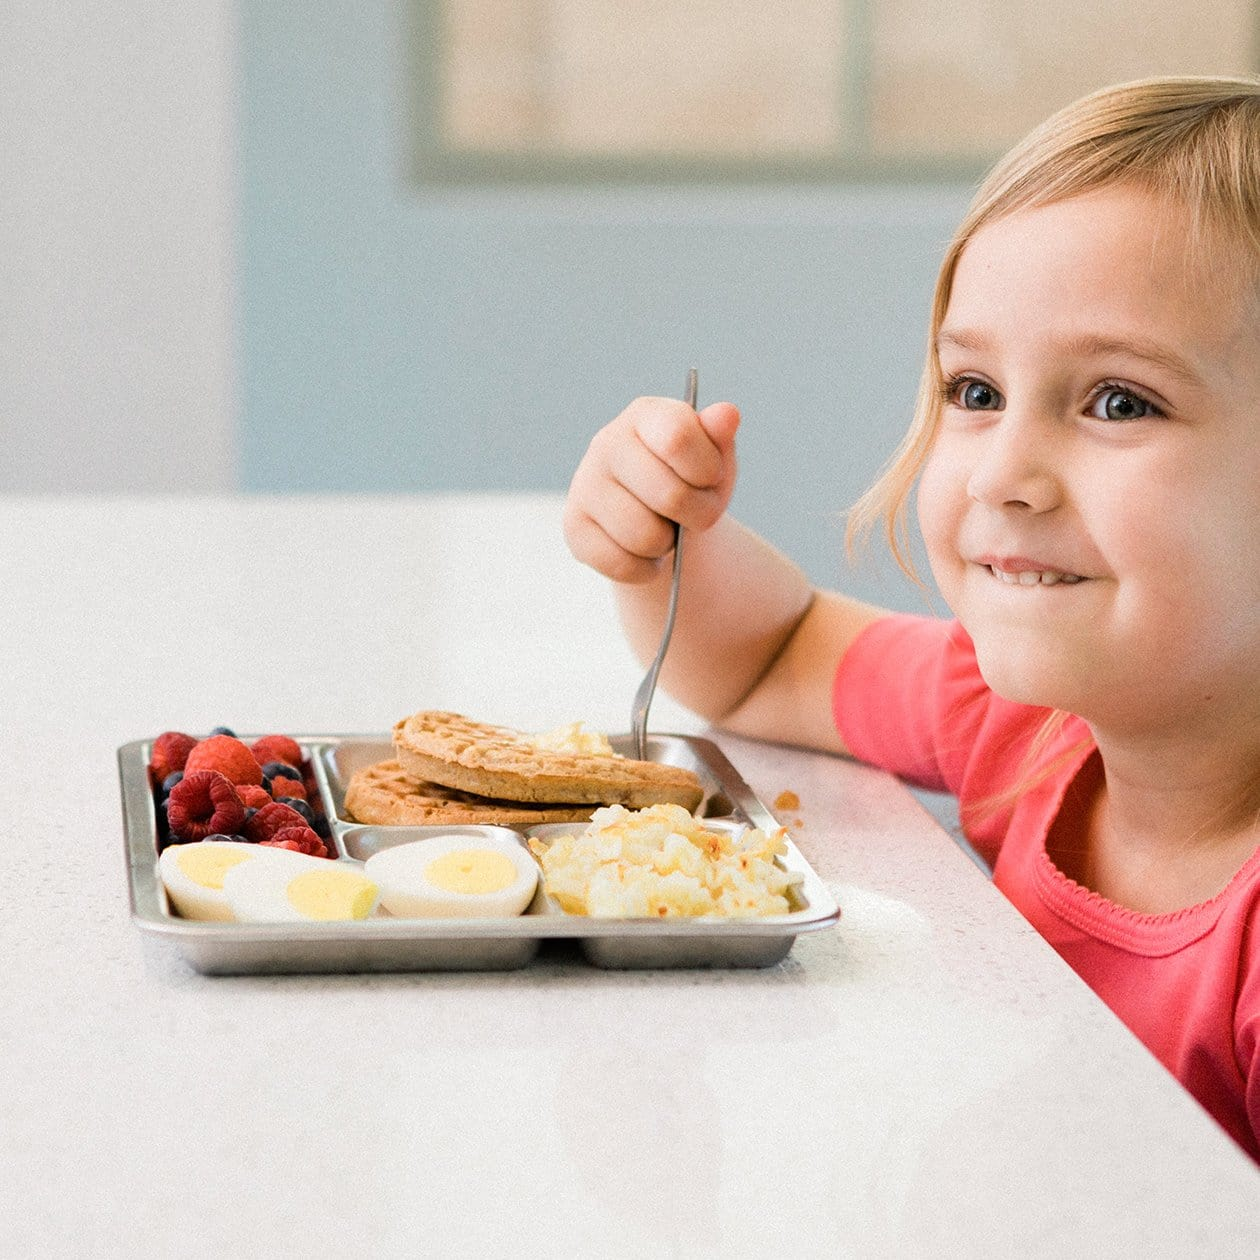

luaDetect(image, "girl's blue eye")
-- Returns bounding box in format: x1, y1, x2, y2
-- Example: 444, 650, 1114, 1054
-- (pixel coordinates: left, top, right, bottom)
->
951, 379, 1003, 410
1089, 387, 1154, 421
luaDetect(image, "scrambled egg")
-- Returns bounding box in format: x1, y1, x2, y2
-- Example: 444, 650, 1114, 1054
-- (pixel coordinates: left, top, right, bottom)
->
529, 803, 801, 919
530, 721, 619, 757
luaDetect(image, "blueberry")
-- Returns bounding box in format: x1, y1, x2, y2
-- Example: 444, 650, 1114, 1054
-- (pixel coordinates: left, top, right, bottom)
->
203, 833, 233, 843
278, 797, 315, 825
262, 761, 300, 782
243, 807, 258, 823
209, 726, 236, 738
313, 816, 331, 840
260, 775, 273, 795
159, 771, 184, 802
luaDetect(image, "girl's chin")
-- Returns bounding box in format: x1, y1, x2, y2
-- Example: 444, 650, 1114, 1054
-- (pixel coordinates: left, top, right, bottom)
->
968, 632, 1090, 713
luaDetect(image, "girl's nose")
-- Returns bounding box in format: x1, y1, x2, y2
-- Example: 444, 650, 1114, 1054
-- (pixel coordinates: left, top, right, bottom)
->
965, 413, 1062, 513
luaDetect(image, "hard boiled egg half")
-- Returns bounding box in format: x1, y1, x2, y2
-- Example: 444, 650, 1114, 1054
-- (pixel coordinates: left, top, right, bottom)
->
364, 833, 538, 918
158, 840, 271, 922
223, 850, 379, 923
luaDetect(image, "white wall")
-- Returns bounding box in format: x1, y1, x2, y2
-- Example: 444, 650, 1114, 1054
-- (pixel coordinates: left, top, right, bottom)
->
0, 2, 237, 493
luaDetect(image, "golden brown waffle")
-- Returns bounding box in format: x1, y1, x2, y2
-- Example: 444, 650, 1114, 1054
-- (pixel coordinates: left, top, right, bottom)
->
344, 759, 598, 827
391, 710, 704, 810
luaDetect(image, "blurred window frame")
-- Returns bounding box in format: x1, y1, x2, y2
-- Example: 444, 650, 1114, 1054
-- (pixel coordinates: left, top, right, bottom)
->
408, 0, 1260, 185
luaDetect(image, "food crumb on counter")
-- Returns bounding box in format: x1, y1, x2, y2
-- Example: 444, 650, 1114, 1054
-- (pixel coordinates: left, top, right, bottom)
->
774, 789, 800, 812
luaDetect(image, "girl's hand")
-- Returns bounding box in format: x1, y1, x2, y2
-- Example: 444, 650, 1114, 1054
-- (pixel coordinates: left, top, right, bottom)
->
563, 396, 740, 583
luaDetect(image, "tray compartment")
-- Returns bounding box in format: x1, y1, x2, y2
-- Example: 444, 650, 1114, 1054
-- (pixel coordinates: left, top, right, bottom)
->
341, 824, 564, 919
315, 735, 736, 835
525, 817, 812, 968
315, 739, 393, 842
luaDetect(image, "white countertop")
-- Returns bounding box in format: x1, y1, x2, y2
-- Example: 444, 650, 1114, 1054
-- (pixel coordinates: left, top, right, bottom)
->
1, 494, 1256, 1257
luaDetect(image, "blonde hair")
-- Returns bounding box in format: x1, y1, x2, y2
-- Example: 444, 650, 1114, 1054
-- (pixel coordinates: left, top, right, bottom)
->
848, 74, 1260, 571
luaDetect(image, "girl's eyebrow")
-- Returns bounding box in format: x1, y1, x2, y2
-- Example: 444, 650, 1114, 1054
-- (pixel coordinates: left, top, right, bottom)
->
935, 326, 1205, 389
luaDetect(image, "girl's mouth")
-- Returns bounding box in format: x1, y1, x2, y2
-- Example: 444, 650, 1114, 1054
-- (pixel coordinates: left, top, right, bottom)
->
986, 564, 1084, 586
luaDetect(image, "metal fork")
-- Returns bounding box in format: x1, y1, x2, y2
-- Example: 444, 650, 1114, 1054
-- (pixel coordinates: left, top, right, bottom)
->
630, 367, 697, 761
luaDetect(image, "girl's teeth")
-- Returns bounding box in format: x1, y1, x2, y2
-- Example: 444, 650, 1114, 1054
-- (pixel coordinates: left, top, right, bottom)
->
991, 566, 1081, 586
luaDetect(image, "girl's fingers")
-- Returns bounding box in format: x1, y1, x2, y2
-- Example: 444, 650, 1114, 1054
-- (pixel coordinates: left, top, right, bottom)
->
602, 430, 728, 533
584, 473, 679, 559
561, 501, 666, 585
564, 396, 741, 582
565, 445, 677, 580
629, 398, 733, 491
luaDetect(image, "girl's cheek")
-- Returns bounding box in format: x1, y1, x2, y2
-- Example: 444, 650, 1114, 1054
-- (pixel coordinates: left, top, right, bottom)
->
915, 448, 954, 549
916, 445, 969, 599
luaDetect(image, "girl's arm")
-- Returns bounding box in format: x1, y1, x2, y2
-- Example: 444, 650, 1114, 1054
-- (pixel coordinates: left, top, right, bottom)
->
564, 397, 889, 754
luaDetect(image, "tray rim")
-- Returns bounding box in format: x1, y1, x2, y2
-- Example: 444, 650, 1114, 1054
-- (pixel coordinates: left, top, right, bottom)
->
119, 732, 841, 952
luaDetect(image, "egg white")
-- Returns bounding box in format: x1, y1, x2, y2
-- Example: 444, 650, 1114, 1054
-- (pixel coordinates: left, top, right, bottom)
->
364, 833, 539, 918
223, 852, 379, 923
160, 840, 331, 921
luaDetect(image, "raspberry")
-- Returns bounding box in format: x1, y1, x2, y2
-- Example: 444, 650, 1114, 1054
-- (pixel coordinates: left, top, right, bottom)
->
251, 735, 303, 768
272, 777, 307, 801
244, 800, 308, 844
149, 731, 198, 785
261, 827, 329, 859
185, 735, 263, 787
236, 784, 273, 810
166, 771, 246, 842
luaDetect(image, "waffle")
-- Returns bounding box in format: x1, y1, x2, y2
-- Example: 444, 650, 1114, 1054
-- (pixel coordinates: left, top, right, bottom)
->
391, 710, 705, 810
344, 759, 598, 827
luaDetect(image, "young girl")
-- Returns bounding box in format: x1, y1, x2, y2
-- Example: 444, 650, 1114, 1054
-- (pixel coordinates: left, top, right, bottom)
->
563, 76, 1260, 1163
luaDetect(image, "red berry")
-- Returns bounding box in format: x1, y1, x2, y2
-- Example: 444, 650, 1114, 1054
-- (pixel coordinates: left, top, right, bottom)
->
244, 800, 308, 843
166, 771, 246, 842
149, 731, 198, 785
271, 776, 307, 801
261, 827, 329, 859
236, 784, 273, 810
185, 735, 263, 787
250, 735, 303, 768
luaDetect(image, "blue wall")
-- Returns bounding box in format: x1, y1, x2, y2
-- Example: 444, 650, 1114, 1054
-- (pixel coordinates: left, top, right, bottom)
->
240, 2, 973, 608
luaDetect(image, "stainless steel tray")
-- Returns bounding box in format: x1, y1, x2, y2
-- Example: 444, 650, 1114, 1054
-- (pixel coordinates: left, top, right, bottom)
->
119, 733, 840, 974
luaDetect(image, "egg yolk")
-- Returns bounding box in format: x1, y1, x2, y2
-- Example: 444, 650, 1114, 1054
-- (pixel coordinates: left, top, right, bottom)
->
285, 868, 378, 920
177, 845, 253, 889
424, 849, 517, 895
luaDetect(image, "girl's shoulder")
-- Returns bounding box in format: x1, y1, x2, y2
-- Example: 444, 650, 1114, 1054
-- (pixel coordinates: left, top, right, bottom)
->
835, 612, 1069, 793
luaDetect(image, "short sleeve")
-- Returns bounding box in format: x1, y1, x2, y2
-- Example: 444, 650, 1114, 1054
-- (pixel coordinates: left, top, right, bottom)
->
831, 615, 983, 791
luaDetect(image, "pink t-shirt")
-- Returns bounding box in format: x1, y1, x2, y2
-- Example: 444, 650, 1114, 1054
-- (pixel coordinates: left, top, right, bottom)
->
833, 613, 1260, 1163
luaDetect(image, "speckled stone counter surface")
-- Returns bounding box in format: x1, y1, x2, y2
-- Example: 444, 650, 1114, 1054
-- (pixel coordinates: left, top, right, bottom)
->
2, 495, 1256, 1258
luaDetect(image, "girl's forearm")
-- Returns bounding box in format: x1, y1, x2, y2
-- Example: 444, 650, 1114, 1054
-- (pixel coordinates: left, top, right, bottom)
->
614, 514, 815, 723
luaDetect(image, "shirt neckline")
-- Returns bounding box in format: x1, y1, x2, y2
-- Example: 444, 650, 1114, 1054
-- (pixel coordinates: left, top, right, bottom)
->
1030, 733, 1260, 956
